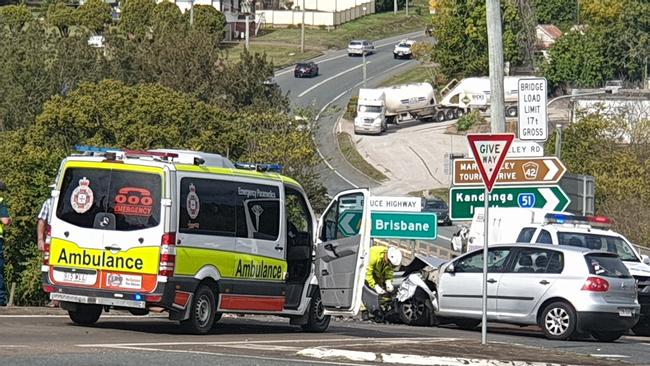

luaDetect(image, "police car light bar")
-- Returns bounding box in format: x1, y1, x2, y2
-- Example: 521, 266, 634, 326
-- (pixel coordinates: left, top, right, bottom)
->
235, 162, 283, 173
587, 216, 613, 228
544, 213, 612, 228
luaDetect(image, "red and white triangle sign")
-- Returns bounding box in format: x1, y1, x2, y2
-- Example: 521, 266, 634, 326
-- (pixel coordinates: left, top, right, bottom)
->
467, 133, 515, 192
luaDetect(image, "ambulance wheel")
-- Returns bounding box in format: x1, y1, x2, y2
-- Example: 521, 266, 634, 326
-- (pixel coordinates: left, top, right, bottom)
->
68, 304, 102, 325
182, 284, 216, 334
301, 291, 330, 333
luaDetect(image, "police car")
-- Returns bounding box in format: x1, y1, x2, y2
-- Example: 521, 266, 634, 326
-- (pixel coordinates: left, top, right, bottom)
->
393, 40, 416, 59
43, 147, 372, 334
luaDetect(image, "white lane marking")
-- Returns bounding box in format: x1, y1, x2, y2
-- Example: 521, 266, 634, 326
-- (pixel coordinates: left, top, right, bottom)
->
590, 354, 629, 358
298, 347, 377, 362
101, 345, 364, 366
0, 345, 28, 348
438, 234, 452, 241
381, 353, 573, 366
0, 315, 166, 318
77, 336, 456, 348
298, 62, 371, 98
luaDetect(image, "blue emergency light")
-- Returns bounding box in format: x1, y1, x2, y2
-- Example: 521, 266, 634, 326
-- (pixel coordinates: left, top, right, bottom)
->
134, 293, 142, 301
74, 145, 120, 154
235, 162, 283, 173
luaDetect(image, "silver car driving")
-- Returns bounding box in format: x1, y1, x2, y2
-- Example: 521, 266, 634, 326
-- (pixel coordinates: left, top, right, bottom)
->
434, 244, 639, 341
347, 40, 374, 56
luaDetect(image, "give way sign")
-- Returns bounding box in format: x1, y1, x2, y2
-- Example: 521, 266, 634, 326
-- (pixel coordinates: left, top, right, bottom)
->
467, 134, 515, 192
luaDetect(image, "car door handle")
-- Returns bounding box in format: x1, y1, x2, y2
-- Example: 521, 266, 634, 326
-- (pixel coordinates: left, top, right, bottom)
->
274, 245, 283, 251
487, 278, 497, 284
539, 280, 550, 285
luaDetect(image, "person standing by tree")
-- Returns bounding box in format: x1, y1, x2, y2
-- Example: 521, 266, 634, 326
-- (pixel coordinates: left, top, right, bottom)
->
0, 181, 12, 306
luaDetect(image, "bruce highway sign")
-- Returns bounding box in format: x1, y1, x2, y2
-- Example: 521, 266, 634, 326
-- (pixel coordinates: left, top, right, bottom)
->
453, 157, 566, 186
449, 185, 570, 220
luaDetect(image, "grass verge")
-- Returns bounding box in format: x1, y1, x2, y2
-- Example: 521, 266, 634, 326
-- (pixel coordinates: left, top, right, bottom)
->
409, 187, 451, 203
224, 43, 322, 69
337, 132, 388, 182
256, 10, 429, 50
379, 65, 437, 86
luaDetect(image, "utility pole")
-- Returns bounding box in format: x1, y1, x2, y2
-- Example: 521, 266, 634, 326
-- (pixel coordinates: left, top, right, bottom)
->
406, 0, 409, 16
245, 15, 250, 50
486, 0, 506, 134
300, 0, 305, 53
189, 0, 195, 27
394, 0, 397, 14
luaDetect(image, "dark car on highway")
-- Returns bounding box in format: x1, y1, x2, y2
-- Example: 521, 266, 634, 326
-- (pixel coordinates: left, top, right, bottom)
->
422, 198, 452, 226
294, 62, 319, 78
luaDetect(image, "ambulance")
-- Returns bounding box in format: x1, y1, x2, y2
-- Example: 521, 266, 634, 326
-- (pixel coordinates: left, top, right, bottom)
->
42, 147, 372, 334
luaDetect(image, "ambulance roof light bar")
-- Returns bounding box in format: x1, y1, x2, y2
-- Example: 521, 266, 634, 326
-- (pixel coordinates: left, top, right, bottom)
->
235, 162, 283, 173
122, 149, 178, 160
74, 145, 121, 155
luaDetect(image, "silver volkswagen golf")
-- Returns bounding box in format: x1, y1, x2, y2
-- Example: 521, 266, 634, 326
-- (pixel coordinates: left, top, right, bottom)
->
434, 244, 639, 341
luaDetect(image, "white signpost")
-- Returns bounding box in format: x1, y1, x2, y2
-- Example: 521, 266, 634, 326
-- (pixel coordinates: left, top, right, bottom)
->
467, 133, 514, 345
368, 196, 422, 212
507, 139, 544, 157
518, 78, 548, 141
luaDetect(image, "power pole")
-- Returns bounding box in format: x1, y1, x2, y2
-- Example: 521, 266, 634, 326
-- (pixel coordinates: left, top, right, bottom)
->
394, 0, 397, 14
486, 0, 506, 134
245, 15, 250, 50
189, 0, 194, 27
406, 0, 409, 16
300, 0, 305, 53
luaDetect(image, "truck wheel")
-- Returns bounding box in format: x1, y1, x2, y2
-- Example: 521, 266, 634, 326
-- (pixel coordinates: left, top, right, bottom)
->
445, 109, 456, 120
301, 291, 331, 333
398, 293, 430, 326
181, 284, 216, 334
456, 108, 465, 119
381, 120, 387, 132
506, 106, 518, 117
540, 301, 576, 340
68, 304, 102, 325
436, 111, 446, 122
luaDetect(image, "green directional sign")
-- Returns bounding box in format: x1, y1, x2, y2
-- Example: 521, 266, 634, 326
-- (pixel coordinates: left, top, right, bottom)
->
370, 212, 437, 240
449, 185, 571, 220
338, 210, 362, 237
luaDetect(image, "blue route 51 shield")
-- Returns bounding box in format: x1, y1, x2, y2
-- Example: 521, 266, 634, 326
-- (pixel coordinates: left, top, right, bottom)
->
517, 193, 536, 208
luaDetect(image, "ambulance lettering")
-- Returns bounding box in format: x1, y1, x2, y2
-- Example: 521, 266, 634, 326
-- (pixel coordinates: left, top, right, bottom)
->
57, 248, 144, 271
234, 259, 283, 280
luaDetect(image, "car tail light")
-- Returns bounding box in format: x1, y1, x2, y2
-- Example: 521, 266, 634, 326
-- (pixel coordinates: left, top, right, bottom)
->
42, 284, 54, 293
159, 232, 176, 277
582, 277, 609, 292
43, 243, 50, 265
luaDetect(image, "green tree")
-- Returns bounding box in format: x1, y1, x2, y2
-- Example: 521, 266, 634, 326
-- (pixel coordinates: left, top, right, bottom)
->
533, 0, 577, 28
0, 4, 33, 33
76, 0, 112, 34
430, 0, 525, 77
46, 2, 76, 37
119, 0, 156, 38
152, 1, 184, 33
541, 29, 612, 89
191, 5, 226, 41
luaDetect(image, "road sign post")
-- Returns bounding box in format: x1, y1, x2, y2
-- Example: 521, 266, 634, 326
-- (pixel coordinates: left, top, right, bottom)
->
466, 133, 514, 346
518, 78, 548, 141
453, 157, 566, 186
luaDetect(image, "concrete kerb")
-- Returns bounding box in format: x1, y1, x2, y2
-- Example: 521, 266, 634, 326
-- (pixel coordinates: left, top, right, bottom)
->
297, 347, 583, 366
333, 114, 385, 185
0, 306, 67, 315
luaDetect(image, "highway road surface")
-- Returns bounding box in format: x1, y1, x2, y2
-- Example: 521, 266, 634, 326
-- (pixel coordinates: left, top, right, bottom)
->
274, 31, 424, 196
0, 313, 646, 365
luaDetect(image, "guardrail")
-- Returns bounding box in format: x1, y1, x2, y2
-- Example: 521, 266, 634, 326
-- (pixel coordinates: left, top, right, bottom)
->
374, 238, 457, 263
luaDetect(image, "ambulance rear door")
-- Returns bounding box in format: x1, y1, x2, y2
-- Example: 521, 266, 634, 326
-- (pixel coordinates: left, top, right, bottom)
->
49, 161, 166, 294
315, 189, 371, 316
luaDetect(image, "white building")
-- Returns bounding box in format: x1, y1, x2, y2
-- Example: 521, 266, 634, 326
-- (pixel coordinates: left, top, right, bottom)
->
256, 0, 375, 28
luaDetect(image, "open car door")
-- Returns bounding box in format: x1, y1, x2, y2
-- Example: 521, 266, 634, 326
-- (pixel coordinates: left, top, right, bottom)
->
315, 189, 371, 316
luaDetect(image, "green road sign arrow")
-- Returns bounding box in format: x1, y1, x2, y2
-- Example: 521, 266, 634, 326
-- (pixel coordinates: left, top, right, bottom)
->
338, 210, 362, 237
449, 185, 570, 220
370, 212, 437, 240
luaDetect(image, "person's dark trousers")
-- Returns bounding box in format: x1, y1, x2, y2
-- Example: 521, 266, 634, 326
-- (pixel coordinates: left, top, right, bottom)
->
0, 238, 5, 306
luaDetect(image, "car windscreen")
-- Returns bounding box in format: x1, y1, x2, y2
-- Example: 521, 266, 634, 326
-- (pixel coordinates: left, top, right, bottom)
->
585, 253, 632, 278
349, 41, 362, 46
425, 200, 447, 209
56, 167, 162, 231
559, 232, 638, 261
296, 63, 310, 68
397, 43, 412, 48
358, 105, 382, 113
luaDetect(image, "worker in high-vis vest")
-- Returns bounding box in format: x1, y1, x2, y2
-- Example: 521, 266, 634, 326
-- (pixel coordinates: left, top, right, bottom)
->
0, 181, 12, 306
365, 246, 402, 295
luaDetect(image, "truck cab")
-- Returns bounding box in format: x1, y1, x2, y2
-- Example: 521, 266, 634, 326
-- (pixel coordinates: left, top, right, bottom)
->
468, 208, 650, 336
354, 88, 386, 135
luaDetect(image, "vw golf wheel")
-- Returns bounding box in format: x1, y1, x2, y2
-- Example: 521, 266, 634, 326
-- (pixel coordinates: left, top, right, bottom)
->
540, 302, 576, 340
398, 294, 430, 326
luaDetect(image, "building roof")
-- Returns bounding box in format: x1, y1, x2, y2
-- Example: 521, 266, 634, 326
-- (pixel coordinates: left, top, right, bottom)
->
537, 24, 563, 40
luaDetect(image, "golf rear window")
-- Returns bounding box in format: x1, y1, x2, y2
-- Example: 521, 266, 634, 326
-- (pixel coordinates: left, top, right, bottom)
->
56, 168, 162, 231
585, 253, 631, 278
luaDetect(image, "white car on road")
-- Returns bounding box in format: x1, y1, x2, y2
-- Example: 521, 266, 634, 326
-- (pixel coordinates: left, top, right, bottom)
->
393, 40, 416, 59
348, 40, 375, 56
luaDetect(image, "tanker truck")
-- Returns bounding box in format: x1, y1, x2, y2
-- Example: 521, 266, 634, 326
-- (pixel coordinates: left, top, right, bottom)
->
353, 76, 534, 134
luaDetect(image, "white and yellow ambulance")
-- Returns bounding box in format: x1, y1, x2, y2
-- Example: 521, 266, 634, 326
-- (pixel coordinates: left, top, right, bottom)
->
43, 147, 371, 334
